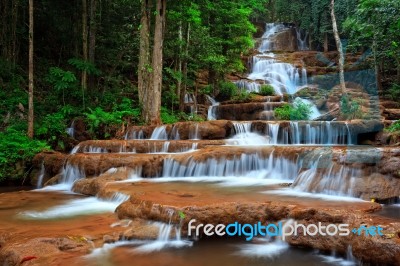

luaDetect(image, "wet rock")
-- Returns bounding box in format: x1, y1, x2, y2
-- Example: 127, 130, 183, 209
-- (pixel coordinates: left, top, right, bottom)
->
383, 109, 400, 120
216, 102, 284, 121
0, 237, 90, 266
269, 28, 298, 51
30, 152, 67, 186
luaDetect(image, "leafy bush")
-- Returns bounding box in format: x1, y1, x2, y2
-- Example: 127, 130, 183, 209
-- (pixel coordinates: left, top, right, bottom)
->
85, 97, 140, 138
340, 94, 363, 119
386, 120, 400, 132
0, 129, 49, 182
274, 99, 312, 120
217, 81, 238, 100
161, 107, 179, 124
233, 90, 252, 101
387, 83, 400, 101
259, 85, 275, 96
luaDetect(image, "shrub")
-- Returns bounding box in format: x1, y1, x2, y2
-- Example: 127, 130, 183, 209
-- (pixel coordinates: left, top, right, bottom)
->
233, 90, 252, 101
387, 83, 400, 101
217, 81, 238, 100
0, 129, 49, 182
161, 107, 179, 124
259, 84, 275, 96
274, 99, 312, 120
386, 120, 400, 132
85, 98, 140, 138
340, 94, 363, 119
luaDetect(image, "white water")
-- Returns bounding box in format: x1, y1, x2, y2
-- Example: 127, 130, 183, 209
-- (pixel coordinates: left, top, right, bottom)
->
19, 192, 129, 219
125, 129, 145, 140
235, 23, 307, 95
226, 121, 354, 145
36, 162, 45, 189
66, 120, 75, 138
150, 126, 168, 140
189, 124, 201, 140
161, 152, 299, 181
296, 28, 309, 51
237, 239, 289, 258
206, 95, 219, 120
294, 97, 321, 120
133, 222, 192, 253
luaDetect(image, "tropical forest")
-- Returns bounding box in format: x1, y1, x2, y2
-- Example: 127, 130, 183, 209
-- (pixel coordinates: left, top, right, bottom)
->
0, 0, 399, 265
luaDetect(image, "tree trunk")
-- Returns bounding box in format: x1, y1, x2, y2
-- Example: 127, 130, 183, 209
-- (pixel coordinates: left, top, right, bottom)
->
323, 32, 328, 52
28, 0, 34, 138
330, 0, 345, 93
88, 0, 97, 64
179, 23, 190, 112
82, 0, 88, 92
145, 0, 166, 125
138, 0, 151, 109
177, 22, 183, 111
11, 0, 19, 65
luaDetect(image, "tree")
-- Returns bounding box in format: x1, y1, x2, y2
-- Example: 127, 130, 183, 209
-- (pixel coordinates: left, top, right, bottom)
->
28, 0, 34, 138
138, 0, 151, 111
147, 0, 166, 124
330, 0, 345, 93
344, 0, 400, 85
138, 0, 167, 125
81, 0, 88, 93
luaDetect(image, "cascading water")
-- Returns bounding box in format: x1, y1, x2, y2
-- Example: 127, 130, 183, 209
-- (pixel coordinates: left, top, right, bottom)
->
36, 162, 45, 188
150, 126, 168, 140
227, 121, 354, 145
125, 129, 145, 140
296, 28, 309, 51
206, 95, 219, 121
236, 23, 308, 95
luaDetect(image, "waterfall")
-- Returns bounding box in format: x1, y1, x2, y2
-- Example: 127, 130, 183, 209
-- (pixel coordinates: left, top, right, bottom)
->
294, 97, 321, 120
296, 28, 309, 51
66, 120, 75, 138
236, 23, 309, 95
291, 154, 360, 197
36, 162, 45, 188
161, 152, 299, 180
150, 126, 168, 140
170, 125, 180, 140
206, 95, 219, 121
259, 23, 286, 52
189, 124, 200, 140
59, 161, 86, 186
125, 129, 144, 140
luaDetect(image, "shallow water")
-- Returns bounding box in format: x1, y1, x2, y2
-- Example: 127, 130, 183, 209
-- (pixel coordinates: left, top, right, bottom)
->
84, 238, 358, 266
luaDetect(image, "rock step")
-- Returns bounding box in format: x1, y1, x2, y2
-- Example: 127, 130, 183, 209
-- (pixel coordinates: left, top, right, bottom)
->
71, 139, 225, 154
123, 119, 384, 141
215, 102, 286, 121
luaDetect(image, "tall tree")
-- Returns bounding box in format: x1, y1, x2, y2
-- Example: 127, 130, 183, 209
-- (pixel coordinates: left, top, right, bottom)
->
145, 0, 166, 124
82, 0, 88, 92
138, 0, 151, 111
330, 0, 345, 93
28, 0, 34, 138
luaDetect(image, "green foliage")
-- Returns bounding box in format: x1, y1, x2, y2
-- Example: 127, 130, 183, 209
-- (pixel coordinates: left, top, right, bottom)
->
259, 85, 275, 96
387, 83, 400, 101
340, 94, 363, 119
274, 99, 312, 120
233, 90, 252, 101
0, 129, 49, 181
85, 98, 140, 138
201, 85, 213, 95
217, 82, 238, 100
161, 107, 179, 124
386, 121, 400, 133
68, 58, 101, 76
